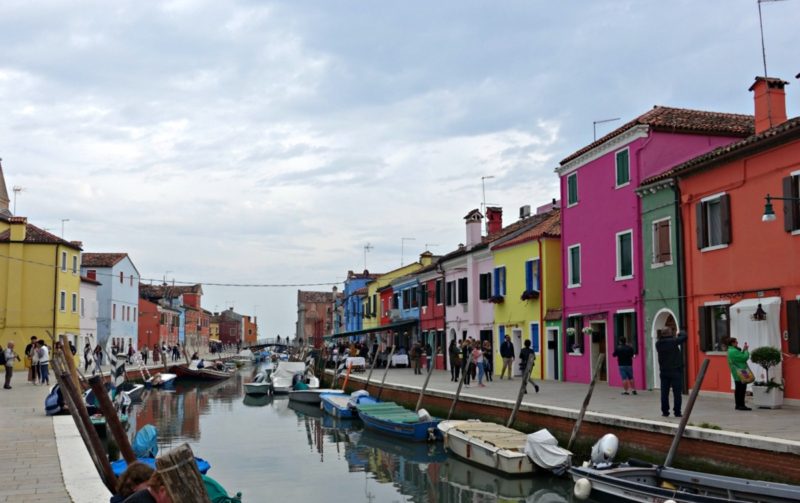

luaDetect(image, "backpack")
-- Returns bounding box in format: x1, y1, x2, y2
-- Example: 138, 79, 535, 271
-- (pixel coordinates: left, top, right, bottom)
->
0, 350, 5, 365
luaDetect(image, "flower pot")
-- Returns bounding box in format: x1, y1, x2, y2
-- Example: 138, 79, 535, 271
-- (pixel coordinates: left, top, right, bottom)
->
752, 385, 784, 409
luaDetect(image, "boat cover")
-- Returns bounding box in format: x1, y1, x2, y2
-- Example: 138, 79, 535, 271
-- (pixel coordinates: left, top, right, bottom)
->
272, 362, 307, 387
133, 425, 158, 458
348, 390, 370, 408
523, 429, 572, 475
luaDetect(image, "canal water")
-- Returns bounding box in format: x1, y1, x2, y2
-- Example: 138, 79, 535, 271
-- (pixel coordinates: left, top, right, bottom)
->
125, 370, 592, 502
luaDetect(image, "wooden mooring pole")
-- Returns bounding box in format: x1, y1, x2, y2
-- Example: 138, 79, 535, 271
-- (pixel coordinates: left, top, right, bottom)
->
375, 345, 396, 401
363, 340, 382, 391
447, 354, 473, 420
664, 358, 710, 468
156, 443, 211, 503
88, 375, 137, 463
415, 346, 439, 412
567, 353, 605, 451
506, 355, 536, 428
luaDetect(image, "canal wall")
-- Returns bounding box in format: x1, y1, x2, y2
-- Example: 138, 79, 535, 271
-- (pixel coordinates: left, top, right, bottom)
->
329, 371, 800, 484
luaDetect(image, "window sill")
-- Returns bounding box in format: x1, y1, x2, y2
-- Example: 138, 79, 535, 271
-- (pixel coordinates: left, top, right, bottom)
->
650, 261, 673, 269
700, 244, 729, 253
568, 351, 583, 356
615, 275, 634, 282
705, 351, 726, 356
792, 229, 800, 236
567, 283, 581, 289
615, 181, 630, 190
567, 202, 578, 208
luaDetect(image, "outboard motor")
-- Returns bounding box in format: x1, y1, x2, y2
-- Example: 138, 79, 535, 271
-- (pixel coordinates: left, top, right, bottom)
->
589, 433, 619, 468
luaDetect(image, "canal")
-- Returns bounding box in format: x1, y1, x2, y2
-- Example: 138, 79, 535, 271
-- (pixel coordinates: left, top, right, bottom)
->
125, 370, 591, 502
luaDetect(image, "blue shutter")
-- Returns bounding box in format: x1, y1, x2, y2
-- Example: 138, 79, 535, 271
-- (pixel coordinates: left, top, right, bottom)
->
493, 268, 500, 296
535, 259, 541, 291
498, 325, 505, 346
531, 323, 540, 353
502, 267, 507, 295
525, 261, 533, 291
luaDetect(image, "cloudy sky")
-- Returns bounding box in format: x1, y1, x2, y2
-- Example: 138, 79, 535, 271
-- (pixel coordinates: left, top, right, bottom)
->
2, 0, 798, 339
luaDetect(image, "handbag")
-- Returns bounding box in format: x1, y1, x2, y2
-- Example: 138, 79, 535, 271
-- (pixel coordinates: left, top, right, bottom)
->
735, 367, 755, 384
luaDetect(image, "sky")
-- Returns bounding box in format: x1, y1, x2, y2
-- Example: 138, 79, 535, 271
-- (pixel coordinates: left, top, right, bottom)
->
1, 0, 798, 339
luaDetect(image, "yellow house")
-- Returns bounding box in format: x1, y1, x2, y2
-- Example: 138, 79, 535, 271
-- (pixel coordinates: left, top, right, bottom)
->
0, 216, 83, 370
490, 209, 561, 381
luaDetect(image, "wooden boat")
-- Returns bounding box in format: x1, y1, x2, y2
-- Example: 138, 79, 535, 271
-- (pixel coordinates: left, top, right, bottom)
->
355, 402, 441, 442
111, 457, 210, 476
171, 362, 234, 381
570, 461, 800, 502
288, 387, 343, 404
320, 391, 378, 419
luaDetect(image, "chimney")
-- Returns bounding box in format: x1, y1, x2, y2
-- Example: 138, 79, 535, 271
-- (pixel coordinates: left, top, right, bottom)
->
464, 209, 483, 247
749, 76, 788, 134
419, 251, 433, 266
9, 216, 27, 241
486, 206, 503, 235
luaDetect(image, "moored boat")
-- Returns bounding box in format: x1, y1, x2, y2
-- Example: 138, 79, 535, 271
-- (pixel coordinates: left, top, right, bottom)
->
270, 361, 310, 394
244, 371, 271, 395
320, 391, 378, 419
171, 361, 234, 381
288, 387, 343, 404
355, 402, 441, 442
145, 372, 177, 388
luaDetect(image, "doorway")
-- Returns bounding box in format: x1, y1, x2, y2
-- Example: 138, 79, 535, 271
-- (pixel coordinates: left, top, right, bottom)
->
651, 310, 678, 390
590, 321, 607, 382
512, 328, 523, 377
546, 327, 559, 381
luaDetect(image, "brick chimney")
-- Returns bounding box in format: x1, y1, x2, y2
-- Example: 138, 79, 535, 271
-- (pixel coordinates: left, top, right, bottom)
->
464, 209, 482, 247
749, 76, 788, 134
486, 206, 503, 235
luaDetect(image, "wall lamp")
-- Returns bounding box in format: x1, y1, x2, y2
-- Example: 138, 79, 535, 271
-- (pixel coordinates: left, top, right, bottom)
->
762, 193, 800, 222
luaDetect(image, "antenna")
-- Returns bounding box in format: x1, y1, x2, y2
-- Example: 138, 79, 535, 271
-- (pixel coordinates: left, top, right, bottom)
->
363, 243, 373, 270
12, 186, 23, 215
593, 117, 620, 141
424, 243, 439, 251
400, 237, 415, 266
60, 218, 70, 238
757, 0, 787, 129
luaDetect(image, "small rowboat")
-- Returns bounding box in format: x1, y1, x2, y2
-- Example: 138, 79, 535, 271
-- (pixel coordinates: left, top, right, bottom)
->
355, 402, 441, 442
288, 388, 344, 405
320, 391, 378, 419
244, 371, 271, 396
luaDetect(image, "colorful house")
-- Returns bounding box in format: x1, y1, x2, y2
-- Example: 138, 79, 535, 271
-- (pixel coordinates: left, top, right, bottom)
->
342, 270, 380, 333
79, 275, 101, 354
296, 289, 341, 347
556, 106, 753, 388
81, 253, 141, 351
643, 77, 800, 401
416, 260, 447, 368
490, 207, 561, 380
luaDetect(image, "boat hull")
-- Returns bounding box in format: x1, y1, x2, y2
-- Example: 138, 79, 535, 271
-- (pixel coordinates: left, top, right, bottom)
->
171, 365, 234, 381
438, 420, 534, 477
288, 389, 343, 404
244, 382, 271, 395
356, 403, 441, 442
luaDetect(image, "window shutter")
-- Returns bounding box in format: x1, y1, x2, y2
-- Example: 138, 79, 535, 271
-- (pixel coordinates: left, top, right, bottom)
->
787, 300, 800, 354
658, 221, 671, 262
631, 312, 638, 354
613, 313, 622, 347
720, 194, 732, 244
493, 269, 500, 296
783, 176, 797, 233
525, 261, 533, 291
696, 202, 705, 249
698, 306, 710, 352
536, 259, 541, 291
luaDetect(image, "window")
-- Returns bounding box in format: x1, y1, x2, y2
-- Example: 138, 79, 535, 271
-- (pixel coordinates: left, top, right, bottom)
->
698, 304, 730, 352
616, 230, 633, 279
80, 297, 85, 318
568, 245, 581, 287
493, 267, 506, 296
61, 251, 67, 272
435, 279, 443, 305
391, 293, 399, 310
614, 311, 637, 353
615, 148, 630, 187
787, 300, 800, 354
72, 255, 78, 274
119, 271, 124, 283
113, 303, 116, 320
133, 308, 137, 322
71, 293, 78, 313
652, 218, 672, 265
783, 174, 800, 232
567, 316, 584, 353
457, 277, 468, 304
445, 281, 456, 306
402, 289, 411, 309
525, 259, 541, 291
479, 273, 492, 300
420, 284, 428, 307
130, 274, 133, 286
567, 173, 578, 206
409, 287, 418, 308
60, 291, 66, 312
372, 294, 377, 316
696, 194, 731, 249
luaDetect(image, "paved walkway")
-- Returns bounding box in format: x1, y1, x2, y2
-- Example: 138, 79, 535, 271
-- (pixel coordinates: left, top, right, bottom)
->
0, 371, 71, 503
343, 366, 800, 442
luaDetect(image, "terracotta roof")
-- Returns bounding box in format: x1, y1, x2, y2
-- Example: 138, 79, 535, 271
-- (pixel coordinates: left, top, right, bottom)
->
81, 253, 129, 268
560, 106, 754, 165
491, 209, 561, 251
80, 275, 102, 286
298, 290, 341, 304
353, 287, 368, 296
642, 116, 800, 186
139, 283, 203, 300
544, 308, 563, 321
0, 221, 82, 250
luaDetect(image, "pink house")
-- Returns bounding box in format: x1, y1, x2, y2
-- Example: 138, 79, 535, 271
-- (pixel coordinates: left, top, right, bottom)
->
556, 107, 753, 388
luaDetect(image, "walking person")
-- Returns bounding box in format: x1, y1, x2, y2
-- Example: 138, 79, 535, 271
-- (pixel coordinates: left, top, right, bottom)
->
411, 342, 422, 375
724, 337, 752, 411
613, 337, 637, 395
25, 336, 37, 383
499, 335, 514, 380
4, 342, 21, 389
37, 340, 50, 385
482, 340, 493, 382
655, 328, 687, 417
83, 342, 92, 372
461, 340, 471, 386
519, 339, 540, 394
142, 345, 149, 366
448, 339, 461, 382
472, 344, 486, 387
153, 344, 160, 364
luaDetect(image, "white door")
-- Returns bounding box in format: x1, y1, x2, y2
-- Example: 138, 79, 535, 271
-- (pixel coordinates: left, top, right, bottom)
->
512, 328, 523, 377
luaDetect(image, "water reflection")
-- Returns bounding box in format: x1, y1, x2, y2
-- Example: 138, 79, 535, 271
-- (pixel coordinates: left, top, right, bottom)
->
127, 371, 585, 502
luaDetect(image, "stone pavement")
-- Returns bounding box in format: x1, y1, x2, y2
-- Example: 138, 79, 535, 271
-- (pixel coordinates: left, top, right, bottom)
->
342, 366, 800, 443
0, 371, 71, 503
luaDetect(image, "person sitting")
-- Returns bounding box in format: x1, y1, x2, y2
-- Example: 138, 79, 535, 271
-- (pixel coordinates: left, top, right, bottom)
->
196, 359, 205, 369
122, 470, 172, 503
190, 352, 199, 361
111, 462, 154, 503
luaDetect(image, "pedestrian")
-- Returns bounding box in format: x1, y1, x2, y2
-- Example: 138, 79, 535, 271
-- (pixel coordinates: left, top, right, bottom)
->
83, 342, 92, 372
69, 340, 77, 356
4, 342, 21, 389
448, 339, 461, 382
724, 336, 752, 411
471, 344, 485, 387
37, 340, 50, 385
153, 344, 160, 364
519, 339, 539, 394
482, 340, 493, 382
127, 343, 135, 362
142, 345, 149, 366
613, 337, 637, 395
655, 328, 687, 417
25, 336, 37, 383
411, 342, 422, 375
460, 340, 471, 386
93, 344, 103, 374
499, 335, 514, 380
121, 470, 172, 503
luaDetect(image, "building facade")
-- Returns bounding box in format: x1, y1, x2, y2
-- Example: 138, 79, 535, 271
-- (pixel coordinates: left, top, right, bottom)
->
81, 253, 141, 351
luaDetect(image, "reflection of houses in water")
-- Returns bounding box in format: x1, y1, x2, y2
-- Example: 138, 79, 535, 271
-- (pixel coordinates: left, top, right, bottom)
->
132, 385, 212, 445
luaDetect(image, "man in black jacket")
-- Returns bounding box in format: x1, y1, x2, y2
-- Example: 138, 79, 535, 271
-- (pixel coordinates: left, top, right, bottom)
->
612, 337, 636, 395
655, 328, 688, 417
499, 335, 514, 380
519, 339, 539, 394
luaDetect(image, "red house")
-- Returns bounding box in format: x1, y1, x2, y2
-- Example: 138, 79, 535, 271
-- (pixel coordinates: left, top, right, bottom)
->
417, 262, 446, 368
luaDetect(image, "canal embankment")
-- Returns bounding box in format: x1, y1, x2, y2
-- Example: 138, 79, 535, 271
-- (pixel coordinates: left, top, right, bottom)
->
327, 367, 800, 483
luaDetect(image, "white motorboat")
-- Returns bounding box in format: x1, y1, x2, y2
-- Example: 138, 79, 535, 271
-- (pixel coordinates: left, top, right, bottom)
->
438, 420, 571, 477
244, 371, 272, 396
145, 372, 177, 388
288, 386, 344, 404
270, 361, 310, 394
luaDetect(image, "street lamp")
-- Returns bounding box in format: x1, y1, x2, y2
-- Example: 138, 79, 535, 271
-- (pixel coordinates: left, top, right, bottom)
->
762, 193, 800, 222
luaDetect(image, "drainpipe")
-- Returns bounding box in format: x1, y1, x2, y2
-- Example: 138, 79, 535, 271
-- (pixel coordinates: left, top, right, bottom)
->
538, 237, 545, 381
674, 180, 690, 394
52, 246, 59, 339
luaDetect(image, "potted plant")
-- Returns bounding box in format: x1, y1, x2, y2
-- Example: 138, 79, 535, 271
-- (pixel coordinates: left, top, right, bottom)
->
750, 346, 783, 409
581, 327, 594, 336
520, 290, 540, 301
488, 295, 505, 304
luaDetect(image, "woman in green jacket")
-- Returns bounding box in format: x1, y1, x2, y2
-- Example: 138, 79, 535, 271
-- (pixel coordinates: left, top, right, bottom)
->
725, 337, 751, 411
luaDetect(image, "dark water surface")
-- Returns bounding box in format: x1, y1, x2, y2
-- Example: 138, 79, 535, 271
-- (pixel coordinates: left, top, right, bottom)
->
126, 370, 592, 502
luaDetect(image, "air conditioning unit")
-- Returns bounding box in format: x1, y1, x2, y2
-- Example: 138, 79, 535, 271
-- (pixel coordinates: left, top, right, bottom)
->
520, 205, 531, 219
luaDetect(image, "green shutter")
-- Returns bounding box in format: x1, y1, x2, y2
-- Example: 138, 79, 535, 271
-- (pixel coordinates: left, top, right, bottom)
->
616, 149, 630, 186
787, 300, 800, 354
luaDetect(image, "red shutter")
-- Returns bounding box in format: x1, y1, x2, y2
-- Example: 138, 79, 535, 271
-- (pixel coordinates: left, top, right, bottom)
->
720, 194, 732, 245
783, 176, 797, 233
787, 300, 800, 354
697, 306, 710, 352
696, 202, 705, 249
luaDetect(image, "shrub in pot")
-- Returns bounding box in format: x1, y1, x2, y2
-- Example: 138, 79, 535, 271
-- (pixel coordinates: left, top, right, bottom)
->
750, 346, 783, 409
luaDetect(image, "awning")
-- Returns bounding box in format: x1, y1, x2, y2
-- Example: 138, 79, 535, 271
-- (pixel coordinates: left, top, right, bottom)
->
324, 319, 418, 340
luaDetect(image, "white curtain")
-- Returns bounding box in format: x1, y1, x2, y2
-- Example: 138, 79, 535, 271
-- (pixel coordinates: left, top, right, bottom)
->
729, 297, 782, 386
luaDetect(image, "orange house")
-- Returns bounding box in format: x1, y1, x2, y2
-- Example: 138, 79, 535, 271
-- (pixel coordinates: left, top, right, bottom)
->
650, 77, 800, 400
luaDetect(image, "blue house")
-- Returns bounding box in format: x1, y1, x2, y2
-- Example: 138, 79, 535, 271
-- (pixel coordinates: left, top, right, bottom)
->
343, 270, 379, 333
391, 274, 422, 347
81, 253, 140, 351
